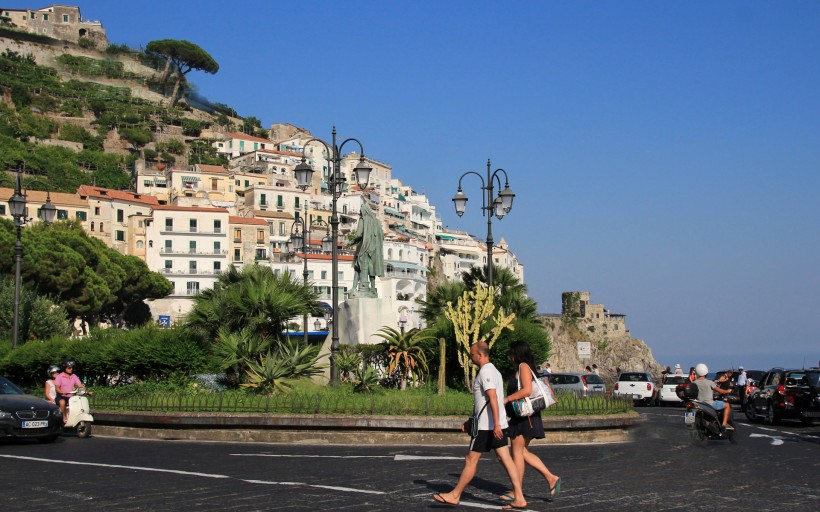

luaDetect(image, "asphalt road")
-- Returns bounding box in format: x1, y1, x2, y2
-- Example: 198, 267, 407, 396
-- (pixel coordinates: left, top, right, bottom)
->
2, 406, 819, 511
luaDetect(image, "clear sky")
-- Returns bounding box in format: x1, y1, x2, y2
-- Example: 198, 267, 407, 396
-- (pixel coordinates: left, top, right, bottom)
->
13, 1, 820, 372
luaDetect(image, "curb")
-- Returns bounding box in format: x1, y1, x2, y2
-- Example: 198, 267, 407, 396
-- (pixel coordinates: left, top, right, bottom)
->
93, 411, 643, 445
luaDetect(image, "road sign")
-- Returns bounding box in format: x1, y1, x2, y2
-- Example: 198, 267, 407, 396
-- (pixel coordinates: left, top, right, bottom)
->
577, 341, 591, 359
158, 315, 171, 327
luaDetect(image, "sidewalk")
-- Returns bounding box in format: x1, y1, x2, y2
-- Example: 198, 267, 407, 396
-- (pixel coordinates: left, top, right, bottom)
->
93, 410, 643, 445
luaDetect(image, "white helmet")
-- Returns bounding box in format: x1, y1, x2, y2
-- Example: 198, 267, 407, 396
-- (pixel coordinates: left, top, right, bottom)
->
695, 363, 709, 377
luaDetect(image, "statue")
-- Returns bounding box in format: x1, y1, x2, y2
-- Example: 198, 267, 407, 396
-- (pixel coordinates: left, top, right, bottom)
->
348, 202, 384, 298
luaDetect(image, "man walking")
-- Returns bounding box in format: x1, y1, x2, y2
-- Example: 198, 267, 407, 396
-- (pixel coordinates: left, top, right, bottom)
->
736, 366, 748, 412
433, 342, 526, 509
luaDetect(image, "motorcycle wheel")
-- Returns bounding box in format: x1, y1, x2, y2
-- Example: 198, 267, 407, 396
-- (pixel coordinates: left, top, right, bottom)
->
690, 418, 709, 447
76, 421, 92, 438
765, 404, 781, 426
744, 405, 761, 423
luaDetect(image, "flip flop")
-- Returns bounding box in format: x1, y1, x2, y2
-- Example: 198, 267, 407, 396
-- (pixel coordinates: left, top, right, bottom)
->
499, 492, 515, 502
549, 477, 562, 498
433, 493, 458, 506
502, 504, 527, 510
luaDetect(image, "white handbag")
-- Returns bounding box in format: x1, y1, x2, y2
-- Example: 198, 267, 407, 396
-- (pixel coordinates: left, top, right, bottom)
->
510, 365, 557, 417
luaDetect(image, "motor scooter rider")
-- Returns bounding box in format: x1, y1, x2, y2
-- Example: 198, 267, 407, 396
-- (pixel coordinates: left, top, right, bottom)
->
54, 360, 85, 424
693, 363, 733, 429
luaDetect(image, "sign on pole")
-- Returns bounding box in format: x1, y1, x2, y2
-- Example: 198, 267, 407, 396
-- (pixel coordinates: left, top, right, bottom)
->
577, 341, 591, 359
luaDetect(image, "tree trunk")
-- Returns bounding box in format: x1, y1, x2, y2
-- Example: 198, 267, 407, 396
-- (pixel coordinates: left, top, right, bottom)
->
169, 74, 182, 107
437, 337, 446, 395
159, 59, 172, 85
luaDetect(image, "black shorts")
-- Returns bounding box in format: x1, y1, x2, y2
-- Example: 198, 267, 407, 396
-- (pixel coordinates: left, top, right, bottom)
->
469, 430, 509, 453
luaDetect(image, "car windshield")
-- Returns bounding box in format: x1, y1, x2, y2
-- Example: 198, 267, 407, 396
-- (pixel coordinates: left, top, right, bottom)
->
785, 372, 815, 387
664, 376, 688, 385
619, 373, 648, 382
805, 372, 820, 388
584, 374, 604, 384
550, 374, 580, 385
0, 377, 24, 395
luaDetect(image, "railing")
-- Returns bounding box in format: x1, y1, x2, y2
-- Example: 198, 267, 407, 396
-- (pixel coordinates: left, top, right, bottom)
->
92, 390, 632, 417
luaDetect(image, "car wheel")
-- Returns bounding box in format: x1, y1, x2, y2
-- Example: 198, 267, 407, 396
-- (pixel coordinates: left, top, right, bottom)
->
744, 405, 761, 423
76, 421, 92, 438
765, 404, 781, 426
36, 434, 59, 444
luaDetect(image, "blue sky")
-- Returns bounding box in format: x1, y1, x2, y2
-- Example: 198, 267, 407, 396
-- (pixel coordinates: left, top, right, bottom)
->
15, 1, 820, 371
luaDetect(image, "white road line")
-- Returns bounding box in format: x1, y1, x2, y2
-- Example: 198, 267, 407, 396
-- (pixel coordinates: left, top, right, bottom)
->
0, 454, 382, 496
394, 454, 464, 461
749, 433, 785, 446
230, 453, 393, 459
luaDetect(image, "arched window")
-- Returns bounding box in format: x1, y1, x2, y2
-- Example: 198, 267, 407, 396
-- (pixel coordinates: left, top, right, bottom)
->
100, 222, 104, 233
136, 240, 144, 249
387, 249, 393, 259
148, 240, 153, 248
90, 221, 95, 232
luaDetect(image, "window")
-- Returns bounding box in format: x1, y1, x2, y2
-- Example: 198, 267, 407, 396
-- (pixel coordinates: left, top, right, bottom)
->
279, 222, 286, 236
255, 248, 266, 260
189, 240, 196, 254
164, 240, 172, 252
189, 219, 197, 233
99, 222, 104, 232
214, 261, 221, 272
268, 222, 274, 235
233, 248, 241, 261
94, 207, 100, 215
211, 178, 218, 191
234, 228, 242, 242
0, 205, 4, 215
214, 219, 222, 233
115, 230, 125, 242
136, 240, 144, 249
189, 261, 197, 273
164, 260, 172, 270
43, 13, 48, 21
63, 14, 68, 22
256, 230, 264, 244
144, 180, 152, 188
186, 282, 200, 295
321, 271, 327, 280
244, 180, 249, 187
165, 218, 173, 231
235, 179, 240, 186
74, 211, 87, 221
117, 209, 124, 223
295, 197, 300, 208
90, 221, 95, 231
277, 195, 283, 207
213, 241, 221, 254
57, 209, 68, 220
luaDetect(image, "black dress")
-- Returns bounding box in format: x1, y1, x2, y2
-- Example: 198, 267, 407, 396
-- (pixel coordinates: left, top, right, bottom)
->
505, 369, 546, 439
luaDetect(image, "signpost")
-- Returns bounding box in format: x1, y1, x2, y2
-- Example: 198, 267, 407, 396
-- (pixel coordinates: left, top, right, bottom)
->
577, 341, 591, 360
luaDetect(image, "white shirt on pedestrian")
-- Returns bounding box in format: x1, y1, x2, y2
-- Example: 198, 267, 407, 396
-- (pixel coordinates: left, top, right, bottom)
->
473, 362, 508, 431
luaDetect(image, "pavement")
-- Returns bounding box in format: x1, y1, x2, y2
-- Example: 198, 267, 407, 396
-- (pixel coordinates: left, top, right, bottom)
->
93, 410, 644, 445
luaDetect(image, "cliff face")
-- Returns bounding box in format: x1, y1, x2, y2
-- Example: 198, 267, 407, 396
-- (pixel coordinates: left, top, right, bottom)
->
539, 314, 664, 386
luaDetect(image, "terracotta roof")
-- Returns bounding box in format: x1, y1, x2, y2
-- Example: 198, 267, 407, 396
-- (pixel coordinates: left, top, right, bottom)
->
229, 216, 267, 225
77, 186, 159, 205
195, 164, 228, 174
305, 253, 354, 262
0, 188, 88, 208
153, 205, 228, 213
223, 132, 271, 144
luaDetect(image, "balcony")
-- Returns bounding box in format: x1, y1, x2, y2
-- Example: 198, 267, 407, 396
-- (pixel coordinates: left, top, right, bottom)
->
159, 249, 228, 257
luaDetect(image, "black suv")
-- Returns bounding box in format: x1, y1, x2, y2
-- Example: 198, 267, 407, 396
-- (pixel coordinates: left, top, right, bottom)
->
745, 368, 820, 425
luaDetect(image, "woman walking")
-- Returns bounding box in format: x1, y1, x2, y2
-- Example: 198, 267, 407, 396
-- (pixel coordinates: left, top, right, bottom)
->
501, 341, 561, 502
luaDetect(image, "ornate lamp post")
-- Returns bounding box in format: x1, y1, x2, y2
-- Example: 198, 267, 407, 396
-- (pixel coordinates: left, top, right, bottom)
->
293, 127, 373, 385
7, 172, 57, 349
452, 159, 515, 287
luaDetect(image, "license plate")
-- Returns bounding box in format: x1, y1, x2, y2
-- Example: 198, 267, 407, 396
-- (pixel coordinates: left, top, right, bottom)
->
22, 420, 49, 428
633, 394, 642, 400
684, 412, 695, 425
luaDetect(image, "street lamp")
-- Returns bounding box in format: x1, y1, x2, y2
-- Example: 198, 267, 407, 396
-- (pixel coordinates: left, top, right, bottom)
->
452, 159, 515, 288
294, 127, 373, 385
7, 171, 57, 349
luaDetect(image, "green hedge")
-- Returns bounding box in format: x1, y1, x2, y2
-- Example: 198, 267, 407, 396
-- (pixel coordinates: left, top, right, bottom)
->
0, 325, 212, 388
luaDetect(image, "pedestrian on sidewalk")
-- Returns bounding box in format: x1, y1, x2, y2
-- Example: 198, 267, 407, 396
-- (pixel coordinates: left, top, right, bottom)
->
433, 342, 526, 510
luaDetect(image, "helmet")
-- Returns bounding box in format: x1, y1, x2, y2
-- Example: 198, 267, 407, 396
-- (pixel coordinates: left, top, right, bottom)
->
47, 365, 60, 377
695, 363, 709, 377
62, 360, 76, 370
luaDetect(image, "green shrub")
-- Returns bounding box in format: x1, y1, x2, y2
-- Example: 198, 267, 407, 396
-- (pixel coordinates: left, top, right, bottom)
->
120, 126, 152, 147
78, 38, 96, 49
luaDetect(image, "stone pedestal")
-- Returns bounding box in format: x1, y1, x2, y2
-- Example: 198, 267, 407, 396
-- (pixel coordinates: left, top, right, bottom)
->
337, 297, 396, 345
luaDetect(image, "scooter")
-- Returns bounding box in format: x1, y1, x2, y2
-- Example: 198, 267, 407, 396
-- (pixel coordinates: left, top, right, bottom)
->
63, 388, 93, 438
678, 383, 736, 445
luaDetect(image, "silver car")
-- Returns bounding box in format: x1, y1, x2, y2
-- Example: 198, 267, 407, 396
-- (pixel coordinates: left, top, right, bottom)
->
547, 372, 607, 397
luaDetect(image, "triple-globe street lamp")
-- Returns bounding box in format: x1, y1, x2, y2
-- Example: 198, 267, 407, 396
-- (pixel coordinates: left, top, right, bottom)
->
293, 127, 373, 385
452, 159, 515, 288
7, 171, 57, 349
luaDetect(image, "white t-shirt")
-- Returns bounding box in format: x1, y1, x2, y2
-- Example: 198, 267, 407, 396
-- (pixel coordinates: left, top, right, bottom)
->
473, 362, 507, 431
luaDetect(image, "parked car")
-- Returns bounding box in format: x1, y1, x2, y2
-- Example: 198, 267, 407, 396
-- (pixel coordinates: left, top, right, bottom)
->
0, 376, 63, 443
613, 371, 655, 405
547, 372, 607, 397
657, 374, 690, 406
745, 368, 820, 425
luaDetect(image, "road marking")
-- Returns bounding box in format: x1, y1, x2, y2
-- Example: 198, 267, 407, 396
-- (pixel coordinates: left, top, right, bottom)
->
0, 454, 383, 496
231, 453, 464, 461
749, 433, 784, 446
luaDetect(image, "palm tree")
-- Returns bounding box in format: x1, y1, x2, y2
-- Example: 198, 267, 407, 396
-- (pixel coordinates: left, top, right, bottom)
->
461, 265, 538, 321
374, 326, 435, 390
185, 265, 320, 346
